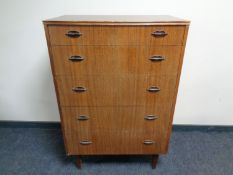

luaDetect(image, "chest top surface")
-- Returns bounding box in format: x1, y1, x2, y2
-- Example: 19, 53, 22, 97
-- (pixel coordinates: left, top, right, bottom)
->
43, 15, 190, 25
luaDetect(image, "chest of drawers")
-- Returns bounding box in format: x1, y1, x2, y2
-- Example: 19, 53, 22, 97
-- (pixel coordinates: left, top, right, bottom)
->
43, 15, 189, 169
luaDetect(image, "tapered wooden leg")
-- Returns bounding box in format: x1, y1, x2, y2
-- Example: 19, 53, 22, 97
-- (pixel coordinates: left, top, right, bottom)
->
76, 156, 82, 169
151, 155, 159, 169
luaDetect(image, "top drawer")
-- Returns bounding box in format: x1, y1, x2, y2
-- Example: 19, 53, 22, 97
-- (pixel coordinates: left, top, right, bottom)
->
48, 25, 185, 46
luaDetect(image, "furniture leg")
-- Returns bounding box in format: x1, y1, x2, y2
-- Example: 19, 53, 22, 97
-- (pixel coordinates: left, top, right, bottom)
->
76, 156, 82, 169
151, 155, 159, 169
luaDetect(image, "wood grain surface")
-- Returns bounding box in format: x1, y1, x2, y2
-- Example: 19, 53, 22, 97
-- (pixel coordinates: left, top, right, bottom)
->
48, 26, 185, 46
61, 106, 170, 155
55, 75, 177, 107
43, 16, 189, 157
51, 45, 182, 76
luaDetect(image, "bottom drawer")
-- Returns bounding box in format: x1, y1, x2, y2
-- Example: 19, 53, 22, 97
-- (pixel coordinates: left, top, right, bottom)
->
61, 106, 171, 155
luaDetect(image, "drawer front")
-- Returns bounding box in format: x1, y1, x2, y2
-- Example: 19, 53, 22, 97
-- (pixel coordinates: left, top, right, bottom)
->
62, 106, 169, 155
55, 75, 177, 107
51, 46, 182, 76
48, 26, 185, 46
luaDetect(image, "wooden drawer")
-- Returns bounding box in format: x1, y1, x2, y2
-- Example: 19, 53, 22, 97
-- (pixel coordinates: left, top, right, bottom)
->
61, 106, 169, 155
48, 25, 185, 46
51, 46, 182, 76
55, 75, 177, 107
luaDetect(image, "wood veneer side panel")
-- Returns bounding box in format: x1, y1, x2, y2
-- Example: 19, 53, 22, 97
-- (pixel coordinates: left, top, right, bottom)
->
163, 25, 190, 153
43, 22, 70, 155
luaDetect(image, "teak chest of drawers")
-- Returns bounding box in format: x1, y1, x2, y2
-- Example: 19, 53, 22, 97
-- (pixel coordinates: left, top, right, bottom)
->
43, 15, 190, 169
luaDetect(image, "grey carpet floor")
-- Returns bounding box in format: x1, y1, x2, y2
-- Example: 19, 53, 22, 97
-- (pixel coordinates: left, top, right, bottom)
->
0, 127, 232, 175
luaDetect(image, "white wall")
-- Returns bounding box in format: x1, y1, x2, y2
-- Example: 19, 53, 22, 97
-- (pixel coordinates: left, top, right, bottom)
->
0, 0, 233, 125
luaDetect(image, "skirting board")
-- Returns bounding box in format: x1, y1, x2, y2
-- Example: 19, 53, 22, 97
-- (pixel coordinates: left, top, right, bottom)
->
0, 121, 232, 132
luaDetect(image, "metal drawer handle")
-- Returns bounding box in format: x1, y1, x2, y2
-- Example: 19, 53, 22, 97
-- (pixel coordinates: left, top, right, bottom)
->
147, 86, 160, 92
144, 115, 159, 120
77, 115, 89, 120
149, 56, 165, 61
144, 140, 155, 145
72, 86, 87, 92
65, 31, 82, 38
69, 56, 84, 62
151, 31, 168, 37
80, 140, 92, 145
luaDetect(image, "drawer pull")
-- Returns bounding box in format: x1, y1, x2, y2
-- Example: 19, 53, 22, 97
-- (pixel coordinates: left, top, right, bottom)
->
147, 86, 160, 92
77, 115, 89, 120
144, 115, 159, 120
144, 140, 155, 145
65, 31, 82, 38
149, 56, 165, 61
69, 56, 84, 62
72, 86, 87, 92
80, 140, 92, 145
151, 31, 168, 37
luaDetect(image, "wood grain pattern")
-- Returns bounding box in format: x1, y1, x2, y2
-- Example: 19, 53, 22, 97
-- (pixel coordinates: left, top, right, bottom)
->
43, 24, 69, 154
164, 25, 190, 152
61, 106, 170, 155
51, 46, 182, 76
48, 26, 185, 46
55, 75, 177, 107
43, 15, 189, 161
